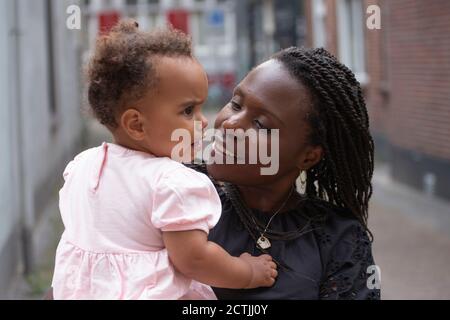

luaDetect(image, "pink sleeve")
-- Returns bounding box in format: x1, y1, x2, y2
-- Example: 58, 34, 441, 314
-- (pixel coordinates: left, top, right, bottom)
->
62, 149, 92, 181
63, 160, 76, 181
62, 152, 86, 181
151, 167, 222, 234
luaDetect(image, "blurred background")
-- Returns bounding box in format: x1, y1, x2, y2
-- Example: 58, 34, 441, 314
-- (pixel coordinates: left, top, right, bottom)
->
1, 0, 450, 299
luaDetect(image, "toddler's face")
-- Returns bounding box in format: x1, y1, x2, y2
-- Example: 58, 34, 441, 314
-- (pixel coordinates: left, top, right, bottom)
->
123, 56, 209, 160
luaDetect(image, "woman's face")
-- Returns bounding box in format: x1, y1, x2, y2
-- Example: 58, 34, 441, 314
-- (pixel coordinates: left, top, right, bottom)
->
207, 59, 323, 186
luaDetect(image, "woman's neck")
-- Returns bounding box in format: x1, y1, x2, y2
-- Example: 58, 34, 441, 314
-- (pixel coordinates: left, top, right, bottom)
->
235, 175, 299, 214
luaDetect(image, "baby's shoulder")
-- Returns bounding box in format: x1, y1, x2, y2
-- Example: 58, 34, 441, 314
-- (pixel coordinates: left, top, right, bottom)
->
161, 160, 212, 185
70, 146, 100, 162
139, 158, 212, 189
62, 147, 100, 179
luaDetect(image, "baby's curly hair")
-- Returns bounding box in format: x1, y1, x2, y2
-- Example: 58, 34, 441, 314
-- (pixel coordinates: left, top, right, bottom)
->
87, 20, 192, 128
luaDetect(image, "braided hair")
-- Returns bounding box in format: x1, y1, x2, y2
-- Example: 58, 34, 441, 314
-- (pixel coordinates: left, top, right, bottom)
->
272, 47, 374, 237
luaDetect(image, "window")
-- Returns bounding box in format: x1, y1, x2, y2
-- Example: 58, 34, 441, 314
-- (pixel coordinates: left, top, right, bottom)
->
337, 0, 367, 84
190, 11, 206, 46
311, 0, 326, 48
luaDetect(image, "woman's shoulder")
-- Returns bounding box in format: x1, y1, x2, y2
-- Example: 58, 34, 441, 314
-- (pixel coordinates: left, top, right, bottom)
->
305, 200, 379, 299
305, 199, 371, 263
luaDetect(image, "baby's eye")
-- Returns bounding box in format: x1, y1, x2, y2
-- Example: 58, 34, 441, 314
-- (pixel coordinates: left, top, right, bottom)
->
230, 101, 242, 111
183, 106, 194, 117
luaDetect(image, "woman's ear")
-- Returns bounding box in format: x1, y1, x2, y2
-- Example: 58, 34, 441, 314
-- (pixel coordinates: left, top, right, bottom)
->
120, 108, 146, 141
297, 145, 323, 170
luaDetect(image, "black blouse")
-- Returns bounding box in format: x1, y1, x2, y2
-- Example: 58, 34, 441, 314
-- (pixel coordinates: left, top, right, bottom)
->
188, 164, 381, 300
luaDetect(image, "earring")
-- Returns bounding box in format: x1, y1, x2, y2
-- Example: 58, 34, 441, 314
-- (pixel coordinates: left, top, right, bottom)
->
299, 170, 307, 194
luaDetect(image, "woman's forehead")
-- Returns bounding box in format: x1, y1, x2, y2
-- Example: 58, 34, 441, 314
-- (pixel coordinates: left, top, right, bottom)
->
238, 59, 312, 117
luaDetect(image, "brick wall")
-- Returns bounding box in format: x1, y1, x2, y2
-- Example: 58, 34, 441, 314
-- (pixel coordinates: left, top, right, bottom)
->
364, 0, 388, 134
307, 0, 450, 161
383, 0, 450, 160
305, 0, 338, 55
305, 0, 450, 199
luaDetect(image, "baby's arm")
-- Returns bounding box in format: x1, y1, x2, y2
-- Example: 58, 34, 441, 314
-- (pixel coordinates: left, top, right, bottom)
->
163, 230, 277, 289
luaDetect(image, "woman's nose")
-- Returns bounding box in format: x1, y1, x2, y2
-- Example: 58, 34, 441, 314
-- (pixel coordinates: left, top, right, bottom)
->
200, 114, 208, 130
222, 114, 243, 130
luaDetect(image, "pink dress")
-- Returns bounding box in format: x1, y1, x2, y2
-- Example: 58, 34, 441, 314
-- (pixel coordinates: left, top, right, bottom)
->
51, 142, 220, 300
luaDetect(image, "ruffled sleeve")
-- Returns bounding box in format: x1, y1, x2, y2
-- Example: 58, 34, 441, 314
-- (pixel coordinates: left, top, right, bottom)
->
62, 149, 93, 181
151, 166, 222, 234
317, 217, 381, 300
63, 159, 76, 181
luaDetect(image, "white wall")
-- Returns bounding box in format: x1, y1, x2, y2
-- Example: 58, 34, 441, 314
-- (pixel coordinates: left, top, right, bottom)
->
0, 0, 16, 249
0, 0, 83, 293
14, 0, 83, 227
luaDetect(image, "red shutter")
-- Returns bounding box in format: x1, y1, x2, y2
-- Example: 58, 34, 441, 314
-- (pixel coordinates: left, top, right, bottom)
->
166, 9, 189, 34
98, 11, 121, 35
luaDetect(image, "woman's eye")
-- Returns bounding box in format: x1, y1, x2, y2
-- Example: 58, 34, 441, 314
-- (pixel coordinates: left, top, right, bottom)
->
254, 119, 271, 132
230, 101, 242, 111
183, 106, 194, 116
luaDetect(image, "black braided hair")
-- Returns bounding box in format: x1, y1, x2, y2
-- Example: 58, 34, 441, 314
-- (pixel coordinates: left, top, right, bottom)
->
272, 47, 375, 239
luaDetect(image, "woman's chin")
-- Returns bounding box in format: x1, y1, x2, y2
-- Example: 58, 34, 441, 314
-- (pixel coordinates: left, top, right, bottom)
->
206, 162, 265, 186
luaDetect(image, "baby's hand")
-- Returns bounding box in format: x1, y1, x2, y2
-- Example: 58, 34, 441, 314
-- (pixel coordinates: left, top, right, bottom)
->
239, 252, 278, 288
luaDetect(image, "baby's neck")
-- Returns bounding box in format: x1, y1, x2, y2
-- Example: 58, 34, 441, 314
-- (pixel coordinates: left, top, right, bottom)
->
112, 131, 150, 154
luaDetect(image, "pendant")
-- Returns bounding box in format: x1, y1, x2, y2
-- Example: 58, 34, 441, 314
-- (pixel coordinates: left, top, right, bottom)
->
257, 235, 271, 249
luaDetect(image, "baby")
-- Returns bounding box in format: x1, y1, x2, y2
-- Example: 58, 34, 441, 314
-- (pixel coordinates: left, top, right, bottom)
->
50, 20, 277, 299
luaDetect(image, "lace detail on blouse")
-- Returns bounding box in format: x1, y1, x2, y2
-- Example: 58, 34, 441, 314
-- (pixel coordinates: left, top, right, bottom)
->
318, 222, 380, 300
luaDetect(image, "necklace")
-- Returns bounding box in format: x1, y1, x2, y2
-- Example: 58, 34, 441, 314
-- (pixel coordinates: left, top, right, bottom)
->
255, 186, 295, 250
223, 182, 318, 253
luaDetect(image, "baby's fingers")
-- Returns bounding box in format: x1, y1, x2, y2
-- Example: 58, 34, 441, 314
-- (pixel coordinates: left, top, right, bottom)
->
268, 261, 277, 270
271, 268, 278, 279
264, 274, 276, 287
260, 254, 273, 262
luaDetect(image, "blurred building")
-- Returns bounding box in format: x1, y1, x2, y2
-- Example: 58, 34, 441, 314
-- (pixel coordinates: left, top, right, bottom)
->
305, 0, 450, 201
234, 0, 307, 81
0, 0, 84, 296
81, 0, 308, 108
81, 0, 239, 108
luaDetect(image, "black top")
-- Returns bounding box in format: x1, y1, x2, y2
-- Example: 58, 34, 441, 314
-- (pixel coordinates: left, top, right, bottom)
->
188, 164, 381, 300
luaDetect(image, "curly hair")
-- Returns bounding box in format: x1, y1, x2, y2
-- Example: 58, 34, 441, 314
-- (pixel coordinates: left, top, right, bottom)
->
87, 20, 192, 128
272, 47, 375, 238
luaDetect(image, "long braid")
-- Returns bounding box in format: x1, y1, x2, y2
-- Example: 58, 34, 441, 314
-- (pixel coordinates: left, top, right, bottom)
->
272, 47, 375, 240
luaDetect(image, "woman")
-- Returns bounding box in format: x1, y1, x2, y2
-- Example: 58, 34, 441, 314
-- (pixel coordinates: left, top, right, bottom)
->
46, 47, 379, 300
190, 46, 379, 299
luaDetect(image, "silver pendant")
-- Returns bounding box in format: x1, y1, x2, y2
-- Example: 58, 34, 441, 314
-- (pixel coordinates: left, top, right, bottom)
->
257, 235, 271, 249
